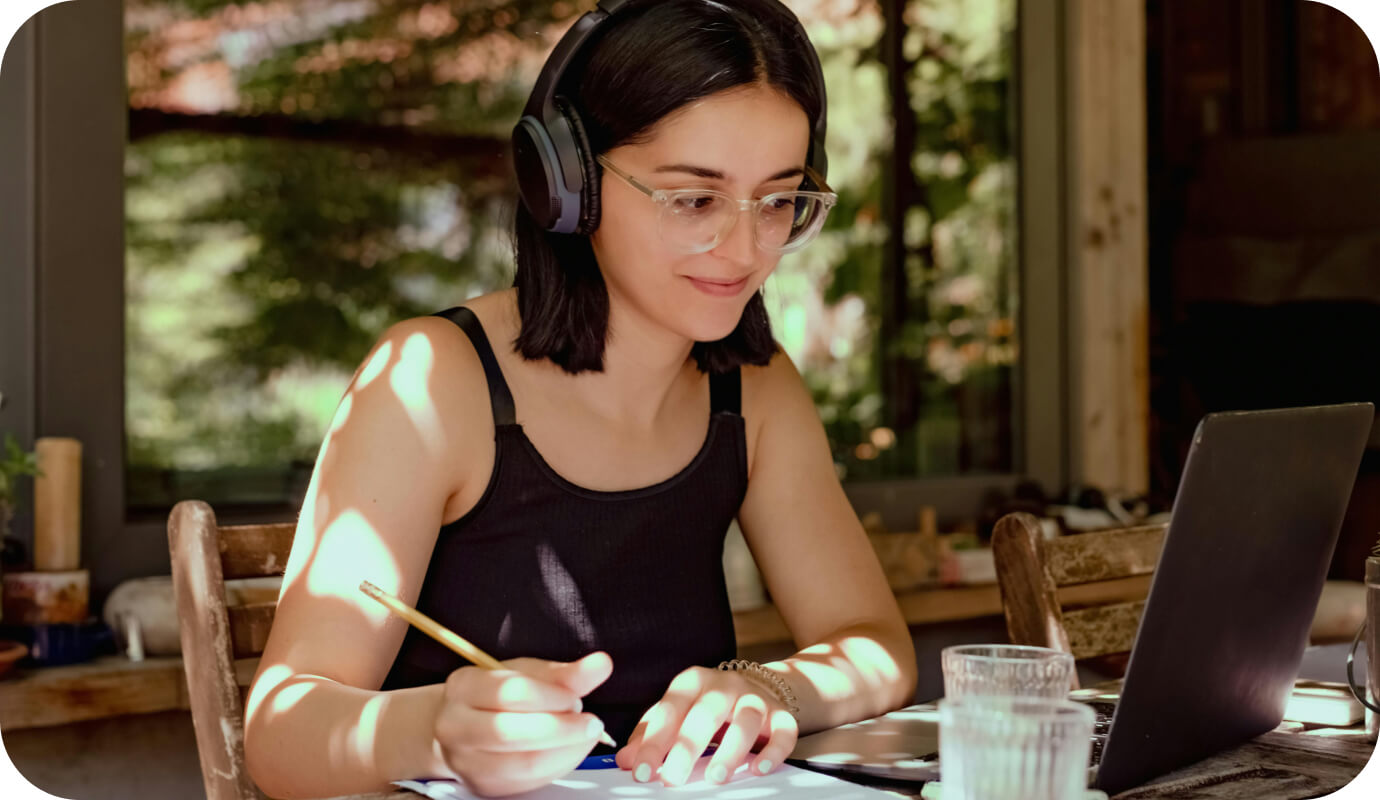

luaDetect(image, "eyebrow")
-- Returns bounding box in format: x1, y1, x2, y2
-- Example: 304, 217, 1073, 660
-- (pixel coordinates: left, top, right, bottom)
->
652, 163, 805, 183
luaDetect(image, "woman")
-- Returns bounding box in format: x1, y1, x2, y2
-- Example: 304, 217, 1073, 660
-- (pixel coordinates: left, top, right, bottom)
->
244, 0, 917, 796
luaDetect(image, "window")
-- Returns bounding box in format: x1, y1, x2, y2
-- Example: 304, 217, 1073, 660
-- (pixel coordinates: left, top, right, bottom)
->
118, 0, 1046, 522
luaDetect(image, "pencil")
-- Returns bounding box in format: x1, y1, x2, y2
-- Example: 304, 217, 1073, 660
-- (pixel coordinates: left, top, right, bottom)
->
358, 580, 618, 748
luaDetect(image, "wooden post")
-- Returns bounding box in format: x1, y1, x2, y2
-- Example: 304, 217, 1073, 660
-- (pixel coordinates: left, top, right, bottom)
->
1066, 0, 1149, 494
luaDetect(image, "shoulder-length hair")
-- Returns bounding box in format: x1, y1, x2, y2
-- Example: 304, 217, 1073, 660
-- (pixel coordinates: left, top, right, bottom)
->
512, 0, 824, 374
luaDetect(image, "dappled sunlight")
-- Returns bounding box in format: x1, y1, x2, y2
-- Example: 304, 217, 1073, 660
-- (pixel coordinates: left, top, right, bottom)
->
537, 542, 597, 649
390, 332, 445, 459
803, 751, 865, 764
357, 340, 393, 389
788, 701, 941, 776
305, 482, 332, 544
1296, 727, 1374, 739
493, 710, 569, 741
326, 392, 354, 437
246, 663, 296, 724
764, 630, 915, 734
878, 707, 941, 723
342, 693, 388, 771
793, 658, 856, 700
639, 701, 673, 733
269, 679, 317, 715
838, 634, 904, 686
493, 672, 558, 707
277, 474, 332, 599
305, 508, 403, 613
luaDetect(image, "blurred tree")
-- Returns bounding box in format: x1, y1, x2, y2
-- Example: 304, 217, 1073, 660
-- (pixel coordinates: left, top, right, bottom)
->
124, 0, 1018, 508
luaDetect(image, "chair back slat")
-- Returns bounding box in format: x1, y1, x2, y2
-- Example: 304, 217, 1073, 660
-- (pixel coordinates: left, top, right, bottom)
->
229, 602, 278, 661
219, 523, 295, 579
1063, 600, 1147, 660
994, 512, 1169, 682
1044, 524, 1166, 586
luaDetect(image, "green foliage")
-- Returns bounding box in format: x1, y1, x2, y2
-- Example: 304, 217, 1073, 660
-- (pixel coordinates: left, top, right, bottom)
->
123, 0, 1019, 503
0, 434, 42, 513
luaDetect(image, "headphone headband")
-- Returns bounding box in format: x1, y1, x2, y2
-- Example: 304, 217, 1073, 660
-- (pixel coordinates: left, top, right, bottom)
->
512, 0, 827, 234
520, 0, 630, 126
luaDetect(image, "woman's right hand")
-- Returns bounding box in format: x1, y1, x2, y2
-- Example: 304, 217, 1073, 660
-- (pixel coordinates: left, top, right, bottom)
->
432, 651, 614, 797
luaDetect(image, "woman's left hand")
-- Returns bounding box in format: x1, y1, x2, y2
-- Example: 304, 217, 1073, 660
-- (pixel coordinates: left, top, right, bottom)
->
614, 665, 798, 786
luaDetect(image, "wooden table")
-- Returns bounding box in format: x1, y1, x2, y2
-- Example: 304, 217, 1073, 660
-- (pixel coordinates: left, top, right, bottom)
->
326, 680, 1375, 800
2, 664, 1368, 799
828, 684, 1376, 800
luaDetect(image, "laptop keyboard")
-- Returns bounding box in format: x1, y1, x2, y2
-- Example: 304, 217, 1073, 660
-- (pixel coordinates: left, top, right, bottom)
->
1082, 700, 1118, 766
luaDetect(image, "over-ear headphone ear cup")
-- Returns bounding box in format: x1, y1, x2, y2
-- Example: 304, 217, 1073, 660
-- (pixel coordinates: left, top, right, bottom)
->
556, 97, 602, 235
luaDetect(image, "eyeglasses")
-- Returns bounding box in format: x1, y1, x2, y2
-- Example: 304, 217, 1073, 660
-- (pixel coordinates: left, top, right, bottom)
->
596, 155, 838, 255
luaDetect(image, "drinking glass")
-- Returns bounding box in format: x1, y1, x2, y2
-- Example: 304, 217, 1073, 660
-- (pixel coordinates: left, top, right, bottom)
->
939, 696, 1095, 800
942, 644, 1076, 699
1365, 556, 1379, 742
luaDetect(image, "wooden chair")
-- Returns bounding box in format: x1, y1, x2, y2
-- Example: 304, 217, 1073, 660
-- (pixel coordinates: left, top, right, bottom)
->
992, 511, 1166, 688
991, 511, 1370, 689
168, 499, 293, 800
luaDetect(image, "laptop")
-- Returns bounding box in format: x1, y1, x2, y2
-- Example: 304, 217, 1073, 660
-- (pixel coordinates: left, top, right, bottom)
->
788, 402, 1374, 795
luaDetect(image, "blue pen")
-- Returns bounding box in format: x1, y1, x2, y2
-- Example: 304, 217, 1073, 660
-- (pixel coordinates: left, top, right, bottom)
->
579, 744, 717, 771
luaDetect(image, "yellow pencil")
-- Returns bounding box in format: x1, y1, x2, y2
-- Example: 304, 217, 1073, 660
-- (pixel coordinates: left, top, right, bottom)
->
358, 580, 617, 748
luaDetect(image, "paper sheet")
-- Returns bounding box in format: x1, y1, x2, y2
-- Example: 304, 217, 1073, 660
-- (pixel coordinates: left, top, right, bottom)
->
394, 758, 899, 799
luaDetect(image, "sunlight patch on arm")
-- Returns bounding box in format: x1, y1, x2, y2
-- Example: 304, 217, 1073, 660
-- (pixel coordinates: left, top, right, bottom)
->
838, 635, 902, 686
305, 509, 402, 616
357, 341, 393, 390
269, 680, 317, 715
246, 664, 296, 725
791, 658, 857, 702
345, 693, 388, 771
389, 333, 444, 459
326, 393, 354, 438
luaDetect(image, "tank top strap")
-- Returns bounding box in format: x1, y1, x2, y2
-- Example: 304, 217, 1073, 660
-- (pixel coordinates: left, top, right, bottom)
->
709, 367, 742, 416
432, 306, 517, 427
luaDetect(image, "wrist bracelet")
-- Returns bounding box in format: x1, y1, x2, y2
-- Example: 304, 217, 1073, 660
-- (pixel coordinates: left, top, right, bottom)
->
717, 659, 800, 716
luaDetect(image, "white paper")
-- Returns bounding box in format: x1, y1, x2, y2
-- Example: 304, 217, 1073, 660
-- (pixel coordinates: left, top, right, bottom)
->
394, 758, 899, 799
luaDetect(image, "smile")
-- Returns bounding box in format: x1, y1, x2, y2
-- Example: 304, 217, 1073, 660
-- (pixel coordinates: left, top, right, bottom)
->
685, 276, 750, 297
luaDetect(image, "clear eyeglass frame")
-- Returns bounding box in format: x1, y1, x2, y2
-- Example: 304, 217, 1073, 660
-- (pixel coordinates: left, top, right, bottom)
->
596, 154, 839, 254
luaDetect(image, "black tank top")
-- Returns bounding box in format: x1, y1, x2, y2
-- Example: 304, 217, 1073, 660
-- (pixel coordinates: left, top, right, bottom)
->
381, 306, 745, 747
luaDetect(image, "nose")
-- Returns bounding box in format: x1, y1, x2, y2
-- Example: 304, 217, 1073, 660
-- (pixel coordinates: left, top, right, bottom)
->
712, 206, 756, 268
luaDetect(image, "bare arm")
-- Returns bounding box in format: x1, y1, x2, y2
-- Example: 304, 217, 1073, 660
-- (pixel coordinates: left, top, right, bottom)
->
244, 317, 478, 798
736, 350, 918, 732
614, 352, 918, 787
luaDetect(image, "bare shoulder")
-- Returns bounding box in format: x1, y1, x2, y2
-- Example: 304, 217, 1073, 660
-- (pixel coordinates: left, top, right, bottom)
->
334, 300, 508, 514
741, 347, 812, 418
739, 348, 819, 474
356, 312, 489, 433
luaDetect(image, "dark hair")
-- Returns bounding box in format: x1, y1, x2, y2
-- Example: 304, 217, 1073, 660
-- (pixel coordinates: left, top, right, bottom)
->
512, 0, 824, 374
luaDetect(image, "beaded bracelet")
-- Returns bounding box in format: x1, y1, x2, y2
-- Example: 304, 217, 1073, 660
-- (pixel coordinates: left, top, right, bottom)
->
717, 659, 800, 716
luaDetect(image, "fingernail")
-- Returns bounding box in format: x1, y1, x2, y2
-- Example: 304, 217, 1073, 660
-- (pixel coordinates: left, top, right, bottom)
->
634, 764, 652, 783
706, 764, 727, 784
587, 718, 604, 738
758, 759, 773, 774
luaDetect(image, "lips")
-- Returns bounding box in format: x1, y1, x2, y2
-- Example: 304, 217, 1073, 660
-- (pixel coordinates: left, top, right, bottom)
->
685, 275, 750, 297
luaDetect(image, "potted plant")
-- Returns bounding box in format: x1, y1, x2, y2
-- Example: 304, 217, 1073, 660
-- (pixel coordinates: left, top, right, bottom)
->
0, 433, 42, 542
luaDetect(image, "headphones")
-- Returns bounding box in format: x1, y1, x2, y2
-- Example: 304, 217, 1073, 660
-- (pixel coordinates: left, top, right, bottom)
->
511, 0, 829, 235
